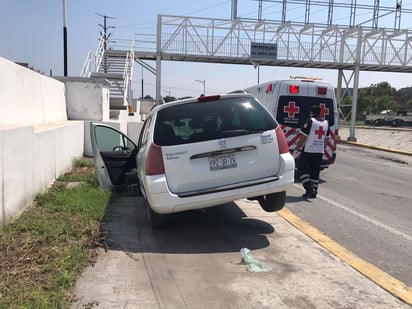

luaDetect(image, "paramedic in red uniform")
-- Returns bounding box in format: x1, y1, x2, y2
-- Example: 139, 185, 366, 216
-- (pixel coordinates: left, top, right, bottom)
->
295, 105, 330, 198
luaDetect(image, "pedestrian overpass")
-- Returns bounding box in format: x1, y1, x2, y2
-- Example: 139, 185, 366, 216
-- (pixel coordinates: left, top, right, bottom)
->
81, 14, 412, 141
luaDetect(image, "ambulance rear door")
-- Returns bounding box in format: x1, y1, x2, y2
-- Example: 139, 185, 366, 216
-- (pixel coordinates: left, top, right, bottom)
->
275, 80, 337, 166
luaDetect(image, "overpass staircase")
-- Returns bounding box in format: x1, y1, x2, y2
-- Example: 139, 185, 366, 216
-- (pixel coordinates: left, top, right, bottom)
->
81, 35, 135, 120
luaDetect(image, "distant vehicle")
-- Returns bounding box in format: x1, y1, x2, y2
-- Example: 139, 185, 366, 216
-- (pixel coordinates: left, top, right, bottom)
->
90, 94, 295, 228
241, 76, 339, 170
365, 110, 412, 127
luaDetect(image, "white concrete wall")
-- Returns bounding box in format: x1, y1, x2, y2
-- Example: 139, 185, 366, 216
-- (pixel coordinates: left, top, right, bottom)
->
0, 56, 146, 226
0, 57, 67, 125
58, 78, 110, 121
0, 57, 84, 227
0, 122, 84, 226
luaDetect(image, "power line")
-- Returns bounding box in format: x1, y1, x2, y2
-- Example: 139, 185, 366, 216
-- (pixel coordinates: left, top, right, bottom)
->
95, 13, 116, 50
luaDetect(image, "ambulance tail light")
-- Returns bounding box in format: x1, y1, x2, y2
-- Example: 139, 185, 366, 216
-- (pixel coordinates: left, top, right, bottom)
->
317, 86, 327, 95
289, 85, 299, 94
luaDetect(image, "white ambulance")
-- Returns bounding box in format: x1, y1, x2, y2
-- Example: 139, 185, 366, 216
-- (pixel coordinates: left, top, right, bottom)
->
242, 76, 339, 170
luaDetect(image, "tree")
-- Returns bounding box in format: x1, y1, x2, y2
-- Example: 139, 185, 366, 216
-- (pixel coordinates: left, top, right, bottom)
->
375, 96, 400, 113
359, 83, 399, 115
179, 96, 193, 100
164, 96, 177, 103
357, 88, 373, 114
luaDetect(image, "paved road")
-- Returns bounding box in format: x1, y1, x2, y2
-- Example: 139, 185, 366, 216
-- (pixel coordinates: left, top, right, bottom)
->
71, 193, 410, 308
287, 144, 412, 286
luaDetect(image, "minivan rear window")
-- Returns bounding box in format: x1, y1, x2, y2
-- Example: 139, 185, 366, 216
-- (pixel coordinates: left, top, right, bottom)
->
154, 97, 278, 146
276, 96, 334, 128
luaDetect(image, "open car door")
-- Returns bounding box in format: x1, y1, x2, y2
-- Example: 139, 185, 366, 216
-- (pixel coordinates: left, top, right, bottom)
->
90, 123, 138, 190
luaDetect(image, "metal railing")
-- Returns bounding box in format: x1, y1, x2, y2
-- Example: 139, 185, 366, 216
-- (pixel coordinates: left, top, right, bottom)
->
80, 33, 106, 77
147, 15, 412, 71
122, 37, 135, 105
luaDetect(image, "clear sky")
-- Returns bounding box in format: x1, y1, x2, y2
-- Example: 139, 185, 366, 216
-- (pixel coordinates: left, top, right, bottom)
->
1, 0, 412, 98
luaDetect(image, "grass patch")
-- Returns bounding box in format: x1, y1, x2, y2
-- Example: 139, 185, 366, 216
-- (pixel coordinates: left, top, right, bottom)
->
0, 158, 111, 308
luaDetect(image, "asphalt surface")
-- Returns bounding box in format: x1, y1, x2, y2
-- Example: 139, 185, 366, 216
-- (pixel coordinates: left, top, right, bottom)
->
70, 127, 412, 308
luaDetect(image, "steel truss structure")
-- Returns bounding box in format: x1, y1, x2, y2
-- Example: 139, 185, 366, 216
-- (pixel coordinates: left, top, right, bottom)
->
253, 1, 410, 31
134, 14, 412, 140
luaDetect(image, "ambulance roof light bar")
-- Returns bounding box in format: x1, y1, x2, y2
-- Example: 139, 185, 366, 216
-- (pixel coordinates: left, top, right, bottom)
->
290, 75, 323, 81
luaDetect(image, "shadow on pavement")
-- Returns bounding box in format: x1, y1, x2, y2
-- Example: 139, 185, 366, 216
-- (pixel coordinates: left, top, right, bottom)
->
100, 194, 275, 255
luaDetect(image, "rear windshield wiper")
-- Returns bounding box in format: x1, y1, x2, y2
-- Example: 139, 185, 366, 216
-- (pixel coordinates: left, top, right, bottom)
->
219, 129, 264, 138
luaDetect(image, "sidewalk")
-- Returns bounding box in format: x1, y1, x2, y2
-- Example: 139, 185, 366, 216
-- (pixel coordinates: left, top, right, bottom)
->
70, 195, 411, 308
338, 126, 412, 154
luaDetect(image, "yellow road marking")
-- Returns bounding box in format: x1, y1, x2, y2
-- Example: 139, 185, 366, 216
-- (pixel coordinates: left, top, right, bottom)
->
278, 208, 412, 305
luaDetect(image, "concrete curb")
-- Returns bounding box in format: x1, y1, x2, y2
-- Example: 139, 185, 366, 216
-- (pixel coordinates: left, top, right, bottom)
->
278, 208, 412, 306
337, 138, 412, 157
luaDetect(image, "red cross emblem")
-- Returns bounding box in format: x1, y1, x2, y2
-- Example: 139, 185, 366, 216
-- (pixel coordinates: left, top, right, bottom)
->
315, 125, 326, 139
284, 101, 300, 118
319, 103, 329, 118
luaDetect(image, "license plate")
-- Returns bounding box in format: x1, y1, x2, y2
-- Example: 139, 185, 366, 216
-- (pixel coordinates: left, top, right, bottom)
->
209, 154, 237, 171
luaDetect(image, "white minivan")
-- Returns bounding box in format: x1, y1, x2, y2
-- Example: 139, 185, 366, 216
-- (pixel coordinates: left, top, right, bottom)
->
243, 77, 339, 170
90, 94, 295, 228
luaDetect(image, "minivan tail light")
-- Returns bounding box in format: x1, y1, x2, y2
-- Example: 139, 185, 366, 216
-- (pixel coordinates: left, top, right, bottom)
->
146, 143, 165, 175
275, 126, 289, 154
198, 95, 220, 102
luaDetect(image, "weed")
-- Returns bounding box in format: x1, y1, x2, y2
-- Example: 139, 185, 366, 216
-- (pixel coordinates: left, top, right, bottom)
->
0, 158, 110, 308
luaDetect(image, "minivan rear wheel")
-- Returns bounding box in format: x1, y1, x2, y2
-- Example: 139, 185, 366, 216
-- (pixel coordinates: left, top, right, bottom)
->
146, 201, 168, 228
258, 192, 286, 212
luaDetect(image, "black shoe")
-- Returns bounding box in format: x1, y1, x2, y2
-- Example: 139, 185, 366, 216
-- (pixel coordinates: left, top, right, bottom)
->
302, 191, 317, 199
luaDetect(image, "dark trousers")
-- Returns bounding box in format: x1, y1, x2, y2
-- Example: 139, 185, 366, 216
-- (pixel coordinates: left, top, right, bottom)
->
299, 152, 323, 193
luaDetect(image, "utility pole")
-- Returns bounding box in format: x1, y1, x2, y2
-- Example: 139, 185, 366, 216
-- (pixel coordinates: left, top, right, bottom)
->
141, 66, 144, 99
231, 0, 238, 19
96, 13, 115, 73
63, 0, 68, 76
195, 80, 206, 96
96, 13, 116, 51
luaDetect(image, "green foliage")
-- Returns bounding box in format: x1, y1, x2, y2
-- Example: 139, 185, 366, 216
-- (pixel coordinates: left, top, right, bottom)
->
164, 95, 177, 103
406, 99, 412, 109
0, 162, 111, 308
342, 82, 412, 120
374, 96, 400, 112
73, 158, 94, 168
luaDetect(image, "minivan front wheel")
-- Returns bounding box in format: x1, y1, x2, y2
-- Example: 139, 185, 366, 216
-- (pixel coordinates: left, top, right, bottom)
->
258, 191, 286, 212
146, 201, 168, 228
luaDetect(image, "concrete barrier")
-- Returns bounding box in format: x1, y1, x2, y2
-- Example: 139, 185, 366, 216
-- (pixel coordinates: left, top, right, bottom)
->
0, 57, 84, 227
0, 121, 84, 226
0, 58, 67, 126
54, 77, 110, 121
0, 56, 146, 226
